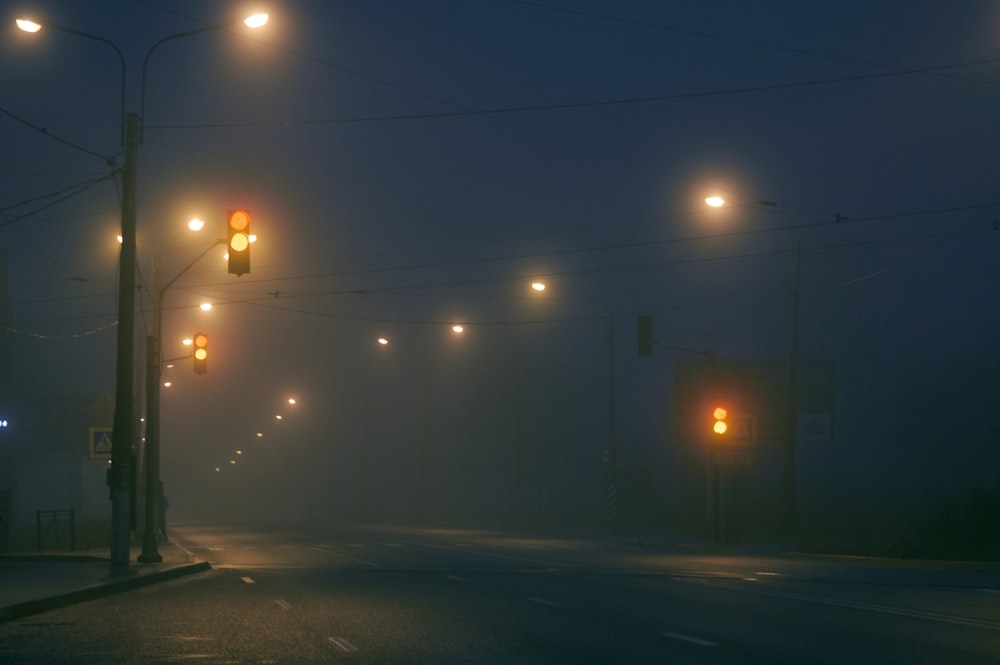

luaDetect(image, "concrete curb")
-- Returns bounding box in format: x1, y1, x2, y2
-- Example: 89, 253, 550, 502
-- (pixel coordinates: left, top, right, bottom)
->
0, 559, 211, 624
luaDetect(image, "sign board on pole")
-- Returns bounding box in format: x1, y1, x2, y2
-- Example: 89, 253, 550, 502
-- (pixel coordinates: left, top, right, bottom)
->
89, 427, 113, 460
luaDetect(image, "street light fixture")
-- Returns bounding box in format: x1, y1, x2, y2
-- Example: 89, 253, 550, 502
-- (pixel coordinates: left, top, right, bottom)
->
16, 11, 270, 566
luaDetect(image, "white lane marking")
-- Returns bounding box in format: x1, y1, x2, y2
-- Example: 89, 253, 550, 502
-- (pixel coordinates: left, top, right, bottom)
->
161, 654, 214, 659
979, 588, 1000, 594
662, 631, 719, 647
240, 576, 255, 584
207, 547, 224, 551
328, 636, 359, 653
308, 545, 380, 567
274, 599, 292, 610
385, 543, 404, 548
445, 574, 467, 582
527, 596, 561, 607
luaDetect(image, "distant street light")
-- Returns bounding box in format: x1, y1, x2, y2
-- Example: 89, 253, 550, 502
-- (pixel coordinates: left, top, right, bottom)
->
705, 195, 726, 208
531, 281, 546, 292
451, 324, 465, 334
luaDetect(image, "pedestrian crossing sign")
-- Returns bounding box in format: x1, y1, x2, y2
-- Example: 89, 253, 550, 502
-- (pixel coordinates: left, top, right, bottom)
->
89, 427, 113, 460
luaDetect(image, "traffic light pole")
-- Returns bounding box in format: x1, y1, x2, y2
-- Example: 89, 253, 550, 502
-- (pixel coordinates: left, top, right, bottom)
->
138, 239, 223, 563
606, 315, 618, 531
783, 244, 801, 541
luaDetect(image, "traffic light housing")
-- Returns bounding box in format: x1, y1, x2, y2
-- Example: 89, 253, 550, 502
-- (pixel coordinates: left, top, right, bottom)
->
712, 406, 728, 436
193, 332, 208, 374
227, 209, 251, 276
637, 314, 652, 356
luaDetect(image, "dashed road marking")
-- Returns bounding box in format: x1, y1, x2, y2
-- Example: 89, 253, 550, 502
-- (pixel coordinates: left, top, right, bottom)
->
662, 631, 719, 647
527, 596, 561, 607
274, 599, 292, 610
240, 576, 255, 584
329, 636, 359, 653
445, 574, 467, 582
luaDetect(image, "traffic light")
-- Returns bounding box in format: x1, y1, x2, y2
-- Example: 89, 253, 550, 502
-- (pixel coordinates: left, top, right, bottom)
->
227, 209, 251, 276
712, 406, 728, 436
637, 314, 652, 356
193, 332, 208, 374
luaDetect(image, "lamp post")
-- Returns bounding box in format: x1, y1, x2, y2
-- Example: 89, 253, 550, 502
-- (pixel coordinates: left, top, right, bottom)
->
704, 196, 800, 541
17, 12, 270, 566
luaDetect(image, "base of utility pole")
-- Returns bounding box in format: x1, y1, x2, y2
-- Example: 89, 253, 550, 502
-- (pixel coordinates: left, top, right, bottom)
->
137, 532, 162, 563
110, 486, 131, 567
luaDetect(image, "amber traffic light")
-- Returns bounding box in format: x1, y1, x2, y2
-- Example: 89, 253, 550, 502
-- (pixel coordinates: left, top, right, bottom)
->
193, 332, 208, 374
712, 406, 728, 435
227, 209, 251, 276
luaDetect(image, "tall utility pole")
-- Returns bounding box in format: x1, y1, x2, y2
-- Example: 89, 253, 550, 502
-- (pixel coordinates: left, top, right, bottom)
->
110, 113, 139, 567
783, 244, 801, 540
606, 315, 618, 531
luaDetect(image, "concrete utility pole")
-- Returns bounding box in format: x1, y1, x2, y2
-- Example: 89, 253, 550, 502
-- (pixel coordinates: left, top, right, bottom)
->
109, 113, 139, 567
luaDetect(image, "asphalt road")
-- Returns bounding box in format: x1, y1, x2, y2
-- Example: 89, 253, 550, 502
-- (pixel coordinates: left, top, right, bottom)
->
2, 523, 999, 664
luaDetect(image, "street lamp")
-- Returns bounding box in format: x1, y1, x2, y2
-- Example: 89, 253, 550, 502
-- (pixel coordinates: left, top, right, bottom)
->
16, 11, 270, 566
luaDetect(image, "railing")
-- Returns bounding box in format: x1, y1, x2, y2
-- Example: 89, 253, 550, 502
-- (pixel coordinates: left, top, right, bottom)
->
36, 509, 75, 554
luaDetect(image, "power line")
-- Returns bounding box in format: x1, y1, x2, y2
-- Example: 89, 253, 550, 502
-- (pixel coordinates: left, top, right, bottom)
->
145, 57, 1000, 132
506, 0, 1000, 89
0, 172, 117, 229
0, 104, 116, 162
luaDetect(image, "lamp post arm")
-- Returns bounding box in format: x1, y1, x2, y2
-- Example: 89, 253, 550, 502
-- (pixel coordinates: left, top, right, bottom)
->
160, 238, 226, 296
139, 24, 226, 143
44, 25, 126, 147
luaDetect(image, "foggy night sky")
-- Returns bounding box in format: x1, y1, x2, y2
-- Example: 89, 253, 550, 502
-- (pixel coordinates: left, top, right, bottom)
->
1, 1, 998, 529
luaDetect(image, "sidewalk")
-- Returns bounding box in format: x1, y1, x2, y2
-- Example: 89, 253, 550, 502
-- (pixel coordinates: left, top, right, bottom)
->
0, 539, 210, 623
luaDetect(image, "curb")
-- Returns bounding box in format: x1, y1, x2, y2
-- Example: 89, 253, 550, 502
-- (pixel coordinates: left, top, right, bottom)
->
0, 559, 211, 624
